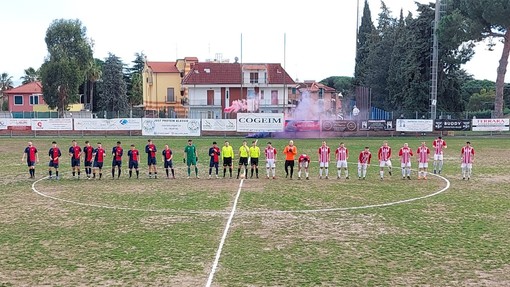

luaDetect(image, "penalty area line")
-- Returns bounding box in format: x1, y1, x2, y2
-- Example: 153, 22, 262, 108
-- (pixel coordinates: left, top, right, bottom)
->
205, 178, 244, 287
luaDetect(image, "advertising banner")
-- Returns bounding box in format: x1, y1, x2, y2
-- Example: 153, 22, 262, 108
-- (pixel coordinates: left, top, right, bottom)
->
236, 113, 284, 132
284, 120, 320, 132
472, 118, 509, 131
434, 119, 471, 131
321, 120, 358, 132
0, 118, 31, 130
142, 118, 201, 136
396, 119, 433, 132
201, 119, 237, 131
31, 118, 73, 131
359, 120, 393, 131
74, 118, 142, 130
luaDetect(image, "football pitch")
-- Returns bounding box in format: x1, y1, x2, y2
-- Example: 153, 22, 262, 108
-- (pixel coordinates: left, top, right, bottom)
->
1, 136, 510, 286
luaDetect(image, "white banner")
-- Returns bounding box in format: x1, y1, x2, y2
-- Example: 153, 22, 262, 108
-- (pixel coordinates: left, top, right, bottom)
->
74, 118, 142, 130
396, 119, 433, 132
236, 113, 284, 132
472, 118, 510, 131
31, 118, 73, 131
142, 118, 201, 136
0, 118, 31, 129
201, 119, 236, 131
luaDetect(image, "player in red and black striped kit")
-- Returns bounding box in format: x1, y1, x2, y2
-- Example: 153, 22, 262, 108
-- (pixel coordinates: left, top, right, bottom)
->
93, 142, 106, 179
69, 140, 82, 179
83, 141, 94, 179
111, 141, 123, 179
48, 141, 62, 180
128, 144, 140, 179
22, 141, 39, 178
162, 144, 175, 179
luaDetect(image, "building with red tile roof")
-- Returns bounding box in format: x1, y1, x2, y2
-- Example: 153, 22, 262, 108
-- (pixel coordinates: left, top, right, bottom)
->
3, 82, 46, 113
182, 61, 295, 119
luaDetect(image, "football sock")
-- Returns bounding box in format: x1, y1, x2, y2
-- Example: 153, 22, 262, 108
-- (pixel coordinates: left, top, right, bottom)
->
319, 169, 323, 177
166, 168, 170, 177
136, 170, 139, 178
195, 167, 198, 176
112, 169, 115, 177
118, 169, 121, 178
256, 168, 258, 177
188, 167, 191, 176
49, 170, 52, 177
72, 171, 75, 177
99, 172, 102, 179
209, 168, 212, 175
171, 169, 175, 177
129, 170, 132, 178
325, 168, 329, 176
298, 170, 301, 177
380, 171, 384, 178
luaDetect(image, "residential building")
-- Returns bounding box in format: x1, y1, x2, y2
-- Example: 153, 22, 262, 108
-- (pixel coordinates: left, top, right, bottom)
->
4, 82, 46, 113
289, 81, 342, 119
142, 57, 197, 118
4, 81, 84, 118
181, 61, 295, 119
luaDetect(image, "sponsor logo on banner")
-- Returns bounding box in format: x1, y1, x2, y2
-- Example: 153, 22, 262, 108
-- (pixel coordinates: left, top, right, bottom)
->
201, 119, 236, 131
472, 118, 509, 131
396, 119, 433, 132
359, 120, 393, 131
434, 120, 471, 131
31, 118, 73, 130
236, 113, 284, 132
74, 118, 142, 130
0, 118, 32, 130
321, 120, 357, 132
284, 120, 320, 132
142, 118, 201, 136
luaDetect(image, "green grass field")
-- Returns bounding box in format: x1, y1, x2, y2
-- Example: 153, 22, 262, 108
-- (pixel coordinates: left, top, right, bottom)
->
1, 136, 510, 286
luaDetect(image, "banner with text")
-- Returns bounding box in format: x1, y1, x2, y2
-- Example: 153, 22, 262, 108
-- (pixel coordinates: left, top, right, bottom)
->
142, 118, 201, 136
201, 119, 237, 131
434, 119, 471, 131
284, 120, 320, 132
396, 119, 433, 132
74, 118, 142, 130
359, 120, 394, 131
0, 118, 32, 130
472, 118, 509, 131
321, 120, 358, 132
31, 118, 73, 131
236, 113, 284, 132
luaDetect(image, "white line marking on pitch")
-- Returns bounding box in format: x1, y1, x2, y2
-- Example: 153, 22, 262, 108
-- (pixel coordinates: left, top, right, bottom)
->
237, 173, 451, 215
205, 178, 244, 287
31, 177, 229, 215
31, 173, 450, 215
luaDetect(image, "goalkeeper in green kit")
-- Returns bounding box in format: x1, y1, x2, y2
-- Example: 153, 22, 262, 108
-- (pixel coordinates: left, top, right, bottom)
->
184, 139, 199, 178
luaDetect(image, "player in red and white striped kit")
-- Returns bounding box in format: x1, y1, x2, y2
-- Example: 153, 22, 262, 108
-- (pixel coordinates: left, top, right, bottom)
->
358, 147, 371, 180
298, 154, 311, 180
416, 141, 430, 180
461, 141, 475, 180
398, 143, 413, 180
335, 142, 349, 179
432, 136, 447, 174
318, 141, 330, 179
265, 142, 277, 179
378, 141, 392, 180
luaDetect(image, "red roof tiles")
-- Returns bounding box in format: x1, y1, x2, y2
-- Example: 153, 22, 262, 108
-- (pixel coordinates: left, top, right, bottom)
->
146, 61, 179, 73
4, 81, 42, 94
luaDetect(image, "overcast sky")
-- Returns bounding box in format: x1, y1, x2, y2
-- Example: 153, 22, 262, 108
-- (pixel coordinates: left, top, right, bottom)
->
2, 0, 508, 86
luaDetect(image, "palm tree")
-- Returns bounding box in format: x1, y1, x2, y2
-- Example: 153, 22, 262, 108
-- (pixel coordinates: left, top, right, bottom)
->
0, 72, 14, 111
86, 60, 102, 112
20, 67, 39, 84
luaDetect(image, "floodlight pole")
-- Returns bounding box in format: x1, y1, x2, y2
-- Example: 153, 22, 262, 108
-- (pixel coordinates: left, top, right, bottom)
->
430, 0, 441, 120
